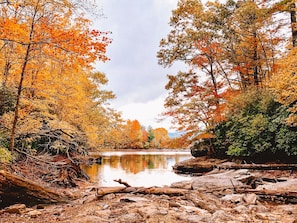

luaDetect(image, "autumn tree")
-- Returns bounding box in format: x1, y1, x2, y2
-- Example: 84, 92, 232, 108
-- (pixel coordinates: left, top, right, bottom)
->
267, 47, 297, 127
147, 126, 154, 143
270, 0, 297, 47
0, 0, 111, 152
125, 120, 144, 149
167, 134, 189, 149
150, 128, 170, 148
158, 0, 230, 136
158, 0, 287, 139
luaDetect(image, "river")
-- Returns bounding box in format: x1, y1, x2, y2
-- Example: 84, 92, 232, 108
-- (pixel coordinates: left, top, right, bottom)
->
82, 150, 192, 187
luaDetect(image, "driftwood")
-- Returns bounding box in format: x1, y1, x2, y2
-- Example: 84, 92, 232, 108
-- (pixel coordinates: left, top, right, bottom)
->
114, 179, 131, 187
236, 188, 297, 204
173, 157, 297, 174
218, 163, 297, 171
96, 186, 189, 197
0, 170, 75, 207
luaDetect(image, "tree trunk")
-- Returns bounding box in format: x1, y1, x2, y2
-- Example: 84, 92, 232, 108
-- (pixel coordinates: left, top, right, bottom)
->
9, 44, 31, 151
290, 2, 297, 47
253, 31, 259, 86
96, 186, 189, 197
0, 170, 74, 208
9, 5, 37, 151
236, 188, 297, 204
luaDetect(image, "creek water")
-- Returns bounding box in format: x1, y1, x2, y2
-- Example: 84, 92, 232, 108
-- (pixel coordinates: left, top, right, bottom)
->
82, 150, 192, 187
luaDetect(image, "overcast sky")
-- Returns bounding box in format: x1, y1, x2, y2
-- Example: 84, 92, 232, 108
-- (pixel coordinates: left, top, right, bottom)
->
94, 0, 183, 131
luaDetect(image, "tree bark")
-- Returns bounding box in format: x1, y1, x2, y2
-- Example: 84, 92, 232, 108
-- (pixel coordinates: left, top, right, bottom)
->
96, 186, 189, 197
0, 170, 75, 205
9, 43, 31, 151
236, 188, 297, 204
290, 2, 297, 47
218, 163, 297, 170
9, 3, 37, 151
173, 157, 297, 174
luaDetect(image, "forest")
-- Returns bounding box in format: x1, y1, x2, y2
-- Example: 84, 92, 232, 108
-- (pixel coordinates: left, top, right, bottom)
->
0, 0, 185, 165
0, 0, 296, 164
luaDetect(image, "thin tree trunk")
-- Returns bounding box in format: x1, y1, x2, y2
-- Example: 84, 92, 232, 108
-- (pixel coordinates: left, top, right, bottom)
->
9, 5, 37, 151
9, 44, 31, 151
253, 31, 259, 86
290, 2, 297, 47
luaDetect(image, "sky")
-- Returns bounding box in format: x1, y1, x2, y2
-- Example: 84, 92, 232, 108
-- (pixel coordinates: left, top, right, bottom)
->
94, 0, 183, 132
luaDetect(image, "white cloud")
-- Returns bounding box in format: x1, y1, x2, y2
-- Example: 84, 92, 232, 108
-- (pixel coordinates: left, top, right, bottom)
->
118, 94, 175, 130
94, 0, 181, 131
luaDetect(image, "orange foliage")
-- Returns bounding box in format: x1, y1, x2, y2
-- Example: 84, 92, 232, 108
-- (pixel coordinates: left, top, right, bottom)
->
125, 120, 144, 148
0, 0, 113, 150
150, 128, 169, 148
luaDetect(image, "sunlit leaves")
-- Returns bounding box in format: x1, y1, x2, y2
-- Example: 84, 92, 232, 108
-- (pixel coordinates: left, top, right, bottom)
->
158, 0, 290, 140
267, 47, 297, 126
150, 128, 169, 148
0, 0, 113, 151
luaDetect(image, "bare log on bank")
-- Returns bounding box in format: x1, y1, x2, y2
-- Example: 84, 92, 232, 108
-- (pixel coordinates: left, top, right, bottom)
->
0, 170, 75, 205
173, 157, 297, 174
236, 188, 297, 204
218, 163, 297, 171
96, 186, 189, 197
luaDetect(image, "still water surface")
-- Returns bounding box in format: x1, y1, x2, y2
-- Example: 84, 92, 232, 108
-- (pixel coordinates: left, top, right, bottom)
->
82, 150, 192, 187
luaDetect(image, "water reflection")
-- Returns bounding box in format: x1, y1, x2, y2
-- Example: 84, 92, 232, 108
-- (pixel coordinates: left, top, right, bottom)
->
82, 151, 192, 187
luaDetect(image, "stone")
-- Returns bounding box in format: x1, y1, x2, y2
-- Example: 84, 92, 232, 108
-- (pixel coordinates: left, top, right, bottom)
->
233, 205, 248, 214
102, 193, 116, 200
159, 209, 168, 215
27, 210, 42, 218
178, 214, 209, 223
242, 193, 257, 204
77, 215, 106, 222
136, 206, 159, 219
119, 195, 149, 203
171, 180, 192, 189
121, 212, 143, 222
191, 170, 244, 191
169, 201, 180, 208
4, 204, 26, 214
221, 194, 244, 203
211, 210, 235, 222
181, 205, 210, 215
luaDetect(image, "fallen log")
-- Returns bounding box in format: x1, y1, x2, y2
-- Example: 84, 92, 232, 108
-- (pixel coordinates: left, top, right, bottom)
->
218, 163, 297, 171
0, 170, 75, 208
236, 188, 297, 204
174, 157, 297, 174
96, 186, 189, 197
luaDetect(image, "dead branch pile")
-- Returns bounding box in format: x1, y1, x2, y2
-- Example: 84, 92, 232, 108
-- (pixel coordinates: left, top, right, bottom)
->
0, 151, 89, 208
16, 127, 89, 158
11, 152, 89, 188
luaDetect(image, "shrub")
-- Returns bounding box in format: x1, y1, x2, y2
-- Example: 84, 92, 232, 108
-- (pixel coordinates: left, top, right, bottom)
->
0, 86, 16, 116
213, 88, 297, 160
0, 147, 12, 163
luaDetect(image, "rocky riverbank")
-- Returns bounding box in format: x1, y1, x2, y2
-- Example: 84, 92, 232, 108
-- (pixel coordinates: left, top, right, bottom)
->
1, 158, 297, 222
